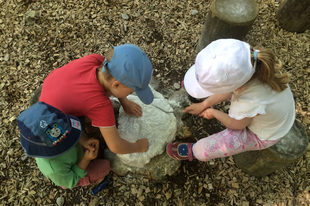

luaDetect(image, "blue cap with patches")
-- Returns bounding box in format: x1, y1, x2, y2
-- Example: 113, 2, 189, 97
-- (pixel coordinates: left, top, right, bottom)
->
102, 44, 154, 104
17, 102, 82, 158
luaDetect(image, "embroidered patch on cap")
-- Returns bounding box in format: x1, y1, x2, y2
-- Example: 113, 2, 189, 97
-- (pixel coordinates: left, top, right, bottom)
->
46, 123, 68, 146
70, 118, 81, 130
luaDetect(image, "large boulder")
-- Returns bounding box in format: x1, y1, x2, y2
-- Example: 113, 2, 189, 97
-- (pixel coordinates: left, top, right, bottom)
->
104, 83, 192, 181
116, 88, 177, 168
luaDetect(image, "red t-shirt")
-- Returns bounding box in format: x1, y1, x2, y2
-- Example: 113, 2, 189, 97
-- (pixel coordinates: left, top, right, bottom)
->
39, 54, 115, 127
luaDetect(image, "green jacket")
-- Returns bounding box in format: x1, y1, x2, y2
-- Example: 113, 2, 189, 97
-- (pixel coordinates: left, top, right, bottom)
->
35, 143, 87, 188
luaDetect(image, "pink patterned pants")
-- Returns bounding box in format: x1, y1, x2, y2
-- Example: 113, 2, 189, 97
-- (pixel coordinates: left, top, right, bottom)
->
193, 128, 280, 161
75, 159, 110, 187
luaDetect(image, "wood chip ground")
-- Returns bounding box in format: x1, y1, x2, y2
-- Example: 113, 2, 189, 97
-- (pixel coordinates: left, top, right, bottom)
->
0, 0, 310, 205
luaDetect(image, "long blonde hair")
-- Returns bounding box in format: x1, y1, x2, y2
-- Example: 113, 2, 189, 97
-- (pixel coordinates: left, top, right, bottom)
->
249, 47, 289, 92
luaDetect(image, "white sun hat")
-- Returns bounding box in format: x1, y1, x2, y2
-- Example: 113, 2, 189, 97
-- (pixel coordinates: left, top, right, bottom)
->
184, 39, 255, 98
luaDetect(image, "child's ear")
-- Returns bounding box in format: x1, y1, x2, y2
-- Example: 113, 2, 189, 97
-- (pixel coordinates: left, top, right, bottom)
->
111, 80, 122, 89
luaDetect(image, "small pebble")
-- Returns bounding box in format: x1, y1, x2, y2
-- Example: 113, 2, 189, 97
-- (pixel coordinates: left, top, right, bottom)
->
174, 83, 181, 89
190, 9, 199, 15
56, 196, 64, 206
21, 155, 28, 161
7, 149, 14, 156
4, 54, 9, 61
122, 13, 129, 20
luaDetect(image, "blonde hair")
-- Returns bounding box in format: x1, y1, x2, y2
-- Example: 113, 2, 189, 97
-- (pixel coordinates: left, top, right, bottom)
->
249, 47, 289, 92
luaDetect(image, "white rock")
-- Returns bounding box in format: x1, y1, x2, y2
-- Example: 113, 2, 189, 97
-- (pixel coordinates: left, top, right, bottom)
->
116, 88, 177, 168
190, 9, 199, 15
173, 83, 181, 90
4, 54, 9, 61
56, 196, 64, 206
21, 155, 28, 161
7, 149, 13, 156
122, 13, 129, 20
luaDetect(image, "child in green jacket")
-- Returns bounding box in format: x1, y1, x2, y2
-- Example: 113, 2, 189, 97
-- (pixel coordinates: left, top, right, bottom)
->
17, 101, 109, 188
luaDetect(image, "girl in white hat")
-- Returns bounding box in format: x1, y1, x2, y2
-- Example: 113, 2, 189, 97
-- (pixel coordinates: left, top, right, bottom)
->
167, 39, 295, 161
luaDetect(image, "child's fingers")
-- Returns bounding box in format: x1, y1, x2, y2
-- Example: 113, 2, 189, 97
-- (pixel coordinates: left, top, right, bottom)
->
86, 149, 97, 160
183, 107, 191, 113
94, 142, 99, 150
88, 139, 99, 151
199, 110, 208, 118
135, 107, 143, 117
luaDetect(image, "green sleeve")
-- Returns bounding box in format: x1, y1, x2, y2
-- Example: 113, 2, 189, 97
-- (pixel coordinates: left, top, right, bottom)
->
49, 162, 87, 188
36, 144, 87, 188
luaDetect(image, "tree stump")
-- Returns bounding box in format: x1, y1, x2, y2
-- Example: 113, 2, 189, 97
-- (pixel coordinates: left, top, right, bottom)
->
233, 120, 308, 177
276, 0, 310, 33
196, 0, 258, 52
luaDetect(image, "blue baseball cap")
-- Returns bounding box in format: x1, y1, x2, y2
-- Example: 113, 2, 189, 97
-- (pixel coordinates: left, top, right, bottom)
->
17, 102, 82, 158
102, 44, 154, 104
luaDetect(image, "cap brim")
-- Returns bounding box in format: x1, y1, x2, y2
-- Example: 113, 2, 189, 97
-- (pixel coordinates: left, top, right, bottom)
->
19, 114, 82, 159
184, 65, 214, 98
135, 85, 154, 104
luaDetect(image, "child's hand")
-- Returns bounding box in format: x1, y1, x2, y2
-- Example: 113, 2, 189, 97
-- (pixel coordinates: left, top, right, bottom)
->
80, 137, 99, 152
85, 138, 99, 151
183, 102, 206, 115
84, 148, 98, 161
199, 108, 215, 119
121, 98, 143, 117
136, 138, 149, 152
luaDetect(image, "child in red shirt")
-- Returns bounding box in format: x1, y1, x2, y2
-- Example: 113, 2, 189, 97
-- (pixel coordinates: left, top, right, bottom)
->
40, 44, 154, 154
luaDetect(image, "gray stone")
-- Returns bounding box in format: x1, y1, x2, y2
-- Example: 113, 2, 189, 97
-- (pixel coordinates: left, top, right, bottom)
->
4, 54, 9, 61
234, 120, 309, 176
173, 82, 181, 90
56, 197, 64, 206
121, 13, 129, 20
22, 10, 38, 26
104, 148, 181, 181
190, 9, 199, 15
21, 155, 28, 161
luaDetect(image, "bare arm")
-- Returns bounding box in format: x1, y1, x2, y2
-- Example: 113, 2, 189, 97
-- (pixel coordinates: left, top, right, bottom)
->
78, 136, 99, 170
204, 92, 233, 107
77, 157, 91, 171
200, 108, 252, 130
183, 92, 233, 115
99, 126, 149, 154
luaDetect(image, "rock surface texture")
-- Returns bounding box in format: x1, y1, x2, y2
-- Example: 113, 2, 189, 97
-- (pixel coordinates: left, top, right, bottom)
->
104, 84, 191, 180
117, 87, 177, 168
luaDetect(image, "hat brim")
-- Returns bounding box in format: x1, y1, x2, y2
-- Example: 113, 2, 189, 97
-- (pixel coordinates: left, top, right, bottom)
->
184, 65, 214, 99
135, 85, 154, 105
20, 114, 82, 159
